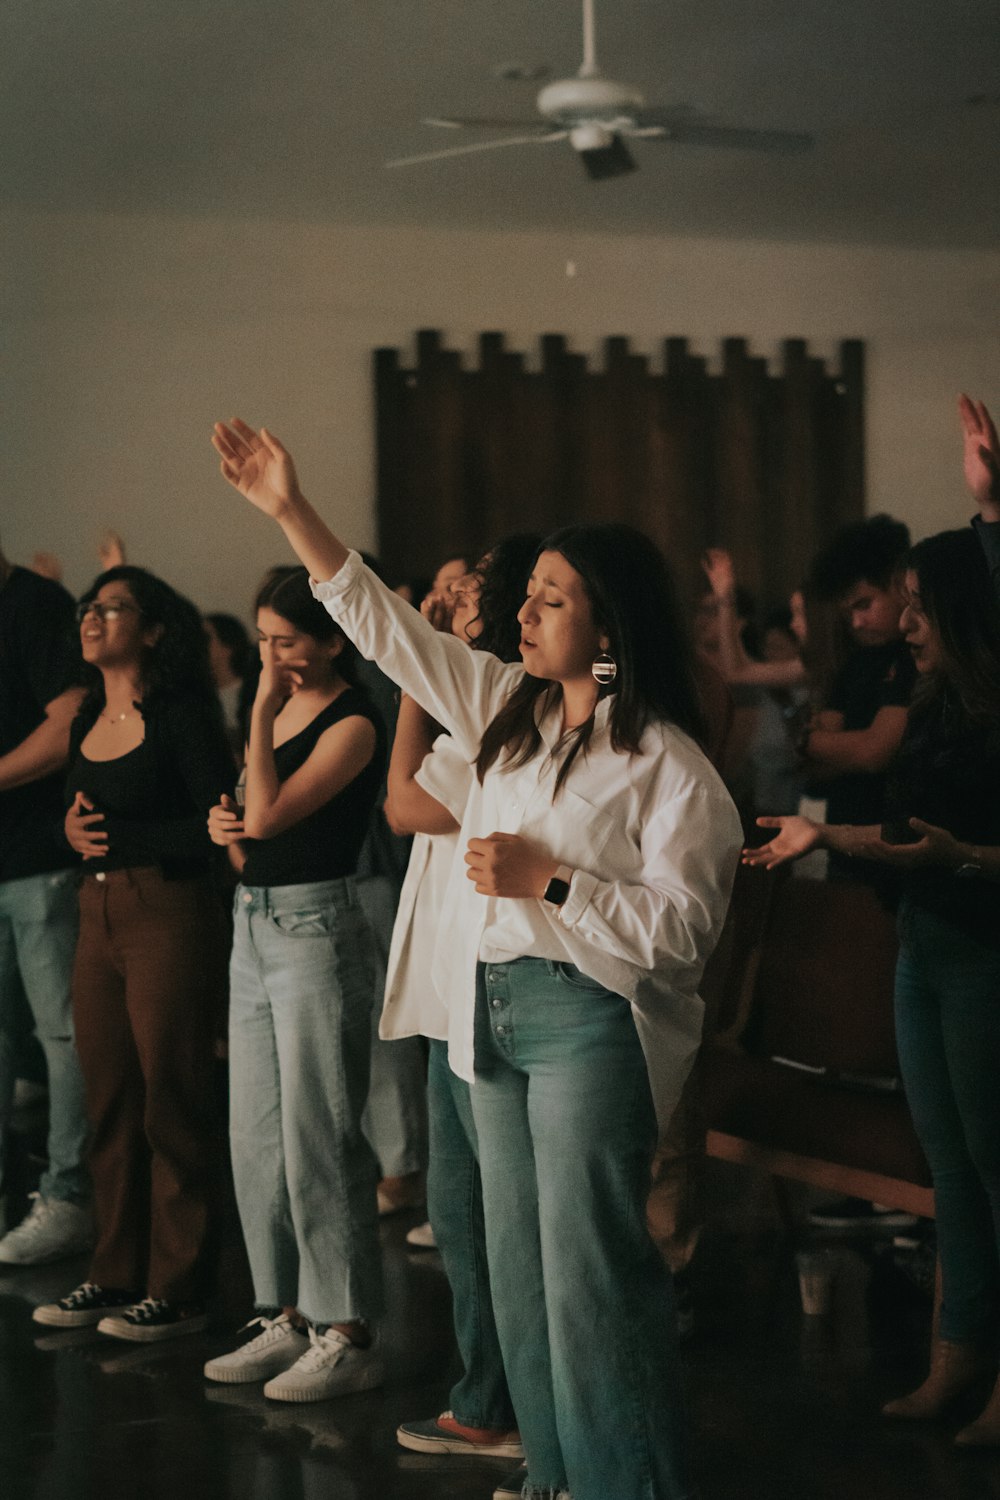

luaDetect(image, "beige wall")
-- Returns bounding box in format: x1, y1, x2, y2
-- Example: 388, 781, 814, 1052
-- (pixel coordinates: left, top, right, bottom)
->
4, 207, 998, 618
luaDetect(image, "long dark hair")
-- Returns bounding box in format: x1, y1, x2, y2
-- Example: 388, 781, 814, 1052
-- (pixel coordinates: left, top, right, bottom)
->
476, 523, 705, 794
77, 566, 218, 726
907, 528, 1000, 725
255, 565, 361, 688
204, 611, 252, 678
469, 533, 541, 662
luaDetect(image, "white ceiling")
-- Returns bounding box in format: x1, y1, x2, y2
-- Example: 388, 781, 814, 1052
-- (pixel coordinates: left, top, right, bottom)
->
3, 0, 998, 246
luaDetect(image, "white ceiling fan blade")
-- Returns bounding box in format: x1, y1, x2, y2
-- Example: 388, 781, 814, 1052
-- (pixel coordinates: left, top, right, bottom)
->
423, 116, 547, 131
636, 115, 814, 152
386, 133, 566, 169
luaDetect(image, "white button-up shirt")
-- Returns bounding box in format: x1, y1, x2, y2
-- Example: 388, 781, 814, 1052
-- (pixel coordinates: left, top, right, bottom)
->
379, 734, 466, 1043
314, 552, 742, 1130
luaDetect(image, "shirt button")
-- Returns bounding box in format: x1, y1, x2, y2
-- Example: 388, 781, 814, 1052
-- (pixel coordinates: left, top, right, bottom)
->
491, 998, 502, 1009
242, 891, 253, 904
95, 871, 106, 882
495, 1025, 507, 1036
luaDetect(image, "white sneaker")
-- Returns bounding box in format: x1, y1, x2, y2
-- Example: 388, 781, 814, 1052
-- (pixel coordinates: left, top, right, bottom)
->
204, 1314, 310, 1384
0, 1194, 93, 1265
263, 1326, 384, 1403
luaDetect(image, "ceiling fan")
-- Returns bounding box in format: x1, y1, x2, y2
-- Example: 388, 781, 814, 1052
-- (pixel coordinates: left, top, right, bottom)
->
386, 0, 814, 180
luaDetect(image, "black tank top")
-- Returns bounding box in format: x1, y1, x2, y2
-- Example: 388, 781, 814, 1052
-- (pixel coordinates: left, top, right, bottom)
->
240, 688, 384, 887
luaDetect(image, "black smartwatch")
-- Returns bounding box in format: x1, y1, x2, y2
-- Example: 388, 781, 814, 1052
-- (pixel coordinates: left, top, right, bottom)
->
543, 864, 573, 906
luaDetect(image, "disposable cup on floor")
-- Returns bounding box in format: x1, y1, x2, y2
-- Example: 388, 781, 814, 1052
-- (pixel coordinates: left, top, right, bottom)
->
795, 1249, 837, 1316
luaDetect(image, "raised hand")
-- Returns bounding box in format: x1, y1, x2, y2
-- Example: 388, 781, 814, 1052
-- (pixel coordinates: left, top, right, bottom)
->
98, 530, 127, 569
212, 418, 302, 518
701, 548, 736, 599
959, 394, 1000, 520
742, 815, 820, 870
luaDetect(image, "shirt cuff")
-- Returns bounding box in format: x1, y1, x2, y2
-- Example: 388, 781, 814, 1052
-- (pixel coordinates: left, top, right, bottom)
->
309, 549, 364, 607
556, 868, 598, 930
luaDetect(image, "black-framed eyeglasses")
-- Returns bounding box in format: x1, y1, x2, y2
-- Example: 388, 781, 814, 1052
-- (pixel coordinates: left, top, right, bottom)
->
76, 599, 141, 624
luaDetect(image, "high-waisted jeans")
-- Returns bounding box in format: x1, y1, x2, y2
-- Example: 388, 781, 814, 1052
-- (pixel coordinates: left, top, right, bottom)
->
229, 878, 383, 1326
471, 958, 694, 1500
426, 1037, 514, 1429
894, 900, 1000, 1346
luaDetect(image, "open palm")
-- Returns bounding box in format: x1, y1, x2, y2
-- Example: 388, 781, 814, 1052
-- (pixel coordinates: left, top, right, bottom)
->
212, 418, 300, 517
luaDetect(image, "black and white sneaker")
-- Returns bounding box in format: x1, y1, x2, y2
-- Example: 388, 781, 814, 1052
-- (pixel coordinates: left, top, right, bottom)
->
97, 1296, 208, 1342
33, 1282, 138, 1329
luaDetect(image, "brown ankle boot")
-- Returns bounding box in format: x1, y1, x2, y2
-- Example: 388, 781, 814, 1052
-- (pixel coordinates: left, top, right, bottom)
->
955, 1370, 1000, 1446
883, 1340, 992, 1420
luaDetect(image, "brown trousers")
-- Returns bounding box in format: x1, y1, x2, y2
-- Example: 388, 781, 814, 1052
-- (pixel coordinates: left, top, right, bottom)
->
73, 867, 224, 1302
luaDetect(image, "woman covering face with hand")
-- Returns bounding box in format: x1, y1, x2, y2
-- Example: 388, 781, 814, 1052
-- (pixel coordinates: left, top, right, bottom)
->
203, 565, 386, 1404
211, 418, 741, 1500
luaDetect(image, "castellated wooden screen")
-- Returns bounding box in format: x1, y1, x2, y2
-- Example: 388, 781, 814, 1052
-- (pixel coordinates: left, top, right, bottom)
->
374, 332, 864, 610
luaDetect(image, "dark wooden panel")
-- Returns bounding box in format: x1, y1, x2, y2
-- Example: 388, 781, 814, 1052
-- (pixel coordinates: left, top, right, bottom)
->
374, 331, 866, 608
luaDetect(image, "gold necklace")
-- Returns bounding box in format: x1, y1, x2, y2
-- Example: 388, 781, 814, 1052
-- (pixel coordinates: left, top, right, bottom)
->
103, 708, 137, 725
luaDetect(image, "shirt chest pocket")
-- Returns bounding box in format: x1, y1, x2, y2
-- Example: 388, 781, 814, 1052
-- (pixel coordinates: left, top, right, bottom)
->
523, 785, 619, 875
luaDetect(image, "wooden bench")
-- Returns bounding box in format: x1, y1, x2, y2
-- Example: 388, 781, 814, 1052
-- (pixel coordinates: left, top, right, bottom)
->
701, 869, 934, 1221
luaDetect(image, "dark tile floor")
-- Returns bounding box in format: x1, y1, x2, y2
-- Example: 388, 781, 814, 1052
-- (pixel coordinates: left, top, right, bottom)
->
3, 1148, 1000, 1500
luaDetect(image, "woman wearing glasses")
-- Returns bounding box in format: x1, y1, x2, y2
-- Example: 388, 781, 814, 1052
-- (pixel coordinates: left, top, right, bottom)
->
34, 566, 234, 1340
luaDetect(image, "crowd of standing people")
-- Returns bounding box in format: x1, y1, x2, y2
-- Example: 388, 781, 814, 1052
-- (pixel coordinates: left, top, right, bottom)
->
0, 392, 998, 1498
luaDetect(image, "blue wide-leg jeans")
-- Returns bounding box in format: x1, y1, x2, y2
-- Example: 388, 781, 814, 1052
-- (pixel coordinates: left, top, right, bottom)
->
471, 958, 694, 1500
228, 879, 383, 1326
426, 1037, 515, 1430
894, 900, 1000, 1346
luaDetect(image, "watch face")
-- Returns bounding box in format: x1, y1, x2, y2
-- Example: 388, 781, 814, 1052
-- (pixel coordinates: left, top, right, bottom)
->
545, 877, 570, 905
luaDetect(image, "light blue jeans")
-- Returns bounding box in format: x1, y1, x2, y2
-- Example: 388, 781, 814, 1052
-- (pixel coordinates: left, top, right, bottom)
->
357, 873, 428, 1179
471, 959, 694, 1500
426, 1038, 514, 1429
0, 869, 89, 1202
894, 900, 1000, 1346
228, 879, 383, 1326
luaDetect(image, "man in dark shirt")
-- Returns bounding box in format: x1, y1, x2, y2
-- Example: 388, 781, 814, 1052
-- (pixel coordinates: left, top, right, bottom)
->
0, 548, 91, 1263
803, 514, 915, 876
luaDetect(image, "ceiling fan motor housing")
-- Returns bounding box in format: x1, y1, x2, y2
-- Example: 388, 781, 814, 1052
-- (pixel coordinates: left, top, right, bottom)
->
536, 76, 645, 126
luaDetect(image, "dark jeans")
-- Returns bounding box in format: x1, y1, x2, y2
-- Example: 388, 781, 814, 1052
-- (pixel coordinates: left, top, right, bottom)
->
73, 868, 224, 1302
895, 900, 1000, 1346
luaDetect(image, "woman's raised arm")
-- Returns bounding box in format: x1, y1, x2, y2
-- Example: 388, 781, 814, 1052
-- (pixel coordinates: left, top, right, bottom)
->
212, 418, 350, 582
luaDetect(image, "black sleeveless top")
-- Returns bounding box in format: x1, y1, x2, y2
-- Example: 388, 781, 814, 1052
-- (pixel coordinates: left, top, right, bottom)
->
240, 688, 385, 888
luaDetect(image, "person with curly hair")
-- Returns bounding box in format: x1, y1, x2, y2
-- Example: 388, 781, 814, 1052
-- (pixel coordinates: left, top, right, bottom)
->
33, 566, 234, 1341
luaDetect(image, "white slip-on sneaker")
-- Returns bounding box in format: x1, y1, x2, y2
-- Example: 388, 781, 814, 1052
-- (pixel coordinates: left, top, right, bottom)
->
0, 1194, 94, 1266
204, 1314, 310, 1384
263, 1326, 384, 1403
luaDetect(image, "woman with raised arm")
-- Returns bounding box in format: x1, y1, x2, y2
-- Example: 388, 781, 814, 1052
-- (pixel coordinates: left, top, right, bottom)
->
202, 566, 385, 1403
33, 566, 233, 1340
212, 418, 742, 1500
745, 526, 1000, 1446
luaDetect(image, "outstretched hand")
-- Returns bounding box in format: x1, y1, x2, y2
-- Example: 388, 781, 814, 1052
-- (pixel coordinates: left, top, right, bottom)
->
742, 815, 820, 870
959, 394, 1000, 520
867, 818, 962, 870
212, 419, 302, 519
